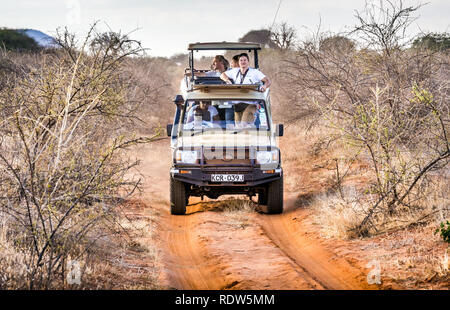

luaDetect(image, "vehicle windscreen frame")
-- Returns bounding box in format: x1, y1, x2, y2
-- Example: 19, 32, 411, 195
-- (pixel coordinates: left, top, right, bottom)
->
180, 99, 270, 135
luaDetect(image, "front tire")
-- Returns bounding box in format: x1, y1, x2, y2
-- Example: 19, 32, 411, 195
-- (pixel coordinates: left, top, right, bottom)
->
266, 176, 283, 214
170, 177, 187, 215
258, 191, 268, 205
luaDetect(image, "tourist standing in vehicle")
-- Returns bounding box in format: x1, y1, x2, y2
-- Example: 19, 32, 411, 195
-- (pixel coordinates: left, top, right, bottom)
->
206, 55, 229, 77
220, 53, 271, 126
230, 54, 240, 69
221, 54, 241, 125
220, 53, 271, 91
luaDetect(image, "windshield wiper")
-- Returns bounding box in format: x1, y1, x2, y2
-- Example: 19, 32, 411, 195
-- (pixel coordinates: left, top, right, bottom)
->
230, 127, 262, 134
183, 127, 264, 136
190, 129, 205, 136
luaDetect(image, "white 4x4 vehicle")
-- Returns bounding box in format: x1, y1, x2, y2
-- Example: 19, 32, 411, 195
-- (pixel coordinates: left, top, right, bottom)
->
167, 42, 284, 215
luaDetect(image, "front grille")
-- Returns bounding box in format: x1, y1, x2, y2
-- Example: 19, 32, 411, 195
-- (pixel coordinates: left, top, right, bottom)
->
203, 148, 251, 158
204, 159, 251, 165
203, 170, 250, 174
202, 148, 253, 165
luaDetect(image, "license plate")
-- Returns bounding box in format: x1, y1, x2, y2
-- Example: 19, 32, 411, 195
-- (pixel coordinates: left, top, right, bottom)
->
211, 174, 244, 182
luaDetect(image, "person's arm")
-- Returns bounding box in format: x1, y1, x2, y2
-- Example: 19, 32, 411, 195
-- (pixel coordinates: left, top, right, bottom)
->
209, 106, 220, 121
220, 72, 232, 84
221, 68, 237, 84
260, 76, 271, 92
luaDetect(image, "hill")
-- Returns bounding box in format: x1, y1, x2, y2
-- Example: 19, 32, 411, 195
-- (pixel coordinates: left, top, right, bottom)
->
0, 28, 56, 50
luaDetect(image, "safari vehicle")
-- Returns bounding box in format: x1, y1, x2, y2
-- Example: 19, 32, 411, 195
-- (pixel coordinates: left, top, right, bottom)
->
167, 42, 284, 215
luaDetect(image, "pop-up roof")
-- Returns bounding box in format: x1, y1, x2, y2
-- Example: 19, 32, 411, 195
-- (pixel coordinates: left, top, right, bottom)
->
187, 41, 262, 76
188, 42, 262, 51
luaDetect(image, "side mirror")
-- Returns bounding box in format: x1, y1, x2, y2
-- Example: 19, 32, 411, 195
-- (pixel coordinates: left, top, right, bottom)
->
173, 94, 183, 106
166, 124, 173, 137
275, 124, 284, 137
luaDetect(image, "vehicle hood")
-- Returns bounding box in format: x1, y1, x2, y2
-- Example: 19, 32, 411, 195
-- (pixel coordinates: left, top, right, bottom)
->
179, 132, 274, 148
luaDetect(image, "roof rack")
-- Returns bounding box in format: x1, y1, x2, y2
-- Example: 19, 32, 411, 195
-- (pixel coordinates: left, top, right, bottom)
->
188, 42, 262, 51
190, 84, 261, 92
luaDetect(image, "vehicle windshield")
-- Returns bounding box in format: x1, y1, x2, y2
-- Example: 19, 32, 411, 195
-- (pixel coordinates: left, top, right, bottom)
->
181, 99, 269, 134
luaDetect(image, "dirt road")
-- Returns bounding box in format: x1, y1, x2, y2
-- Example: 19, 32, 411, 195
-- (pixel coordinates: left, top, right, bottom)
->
134, 139, 378, 290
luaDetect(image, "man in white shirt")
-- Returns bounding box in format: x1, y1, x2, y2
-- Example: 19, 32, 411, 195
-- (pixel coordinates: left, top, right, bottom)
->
220, 53, 271, 127
220, 53, 271, 91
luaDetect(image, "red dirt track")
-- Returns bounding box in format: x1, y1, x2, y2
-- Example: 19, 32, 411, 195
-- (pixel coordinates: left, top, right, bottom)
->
134, 139, 379, 290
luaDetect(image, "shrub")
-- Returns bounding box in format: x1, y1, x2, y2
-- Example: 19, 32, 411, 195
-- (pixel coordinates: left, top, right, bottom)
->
280, 0, 449, 236
435, 221, 450, 243
0, 24, 158, 289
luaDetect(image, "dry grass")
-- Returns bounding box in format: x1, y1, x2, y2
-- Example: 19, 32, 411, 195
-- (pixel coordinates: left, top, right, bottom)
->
312, 187, 369, 239
76, 201, 161, 289
210, 198, 257, 229
0, 218, 30, 289
351, 224, 450, 289
291, 122, 449, 288
0, 204, 162, 289
311, 179, 449, 240
280, 120, 371, 201
281, 118, 449, 240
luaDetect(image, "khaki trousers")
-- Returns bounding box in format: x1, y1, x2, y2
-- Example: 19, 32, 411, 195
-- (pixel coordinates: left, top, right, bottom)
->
234, 104, 257, 124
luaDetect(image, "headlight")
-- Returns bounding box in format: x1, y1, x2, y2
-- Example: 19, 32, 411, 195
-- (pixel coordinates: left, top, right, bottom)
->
256, 150, 279, 164
176, 150, 198, 164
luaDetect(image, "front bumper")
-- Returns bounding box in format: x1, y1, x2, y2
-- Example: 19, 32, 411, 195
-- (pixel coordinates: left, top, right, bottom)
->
171, 167, 282, 187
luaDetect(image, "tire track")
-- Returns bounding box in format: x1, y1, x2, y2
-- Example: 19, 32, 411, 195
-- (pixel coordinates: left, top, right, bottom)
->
256, 211, 375, 290
136, 142, 232, 290
159, 204, 232, 290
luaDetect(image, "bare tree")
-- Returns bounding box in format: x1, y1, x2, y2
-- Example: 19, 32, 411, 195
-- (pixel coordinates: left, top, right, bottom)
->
271, 22, 297, 51
352, 0, 423, 53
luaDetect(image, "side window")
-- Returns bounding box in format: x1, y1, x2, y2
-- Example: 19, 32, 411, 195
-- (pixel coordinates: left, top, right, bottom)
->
264, 98, 271, 127
183, 101, 196, 127
257, 102, 268, 129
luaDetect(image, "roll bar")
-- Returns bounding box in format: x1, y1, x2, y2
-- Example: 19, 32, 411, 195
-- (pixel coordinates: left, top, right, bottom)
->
187, 42, 262, 81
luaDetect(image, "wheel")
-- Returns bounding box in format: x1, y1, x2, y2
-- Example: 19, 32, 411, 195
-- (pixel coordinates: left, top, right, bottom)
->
170, 177, 187, 215
266, 176, 283, 214
258, 191, 268, 205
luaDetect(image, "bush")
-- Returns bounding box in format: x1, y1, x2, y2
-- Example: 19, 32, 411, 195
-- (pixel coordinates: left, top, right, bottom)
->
435, 221, 450, 243
280, 0, 449, 236
0, 25, 158, 289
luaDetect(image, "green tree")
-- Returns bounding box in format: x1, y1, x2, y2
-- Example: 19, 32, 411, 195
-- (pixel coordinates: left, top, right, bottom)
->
412, 33, 450, 51
0, 28, 39, 51
239, 29, 278, 48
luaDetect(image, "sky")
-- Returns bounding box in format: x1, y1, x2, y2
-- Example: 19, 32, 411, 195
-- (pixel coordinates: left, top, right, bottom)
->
2, 0, 449, 57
